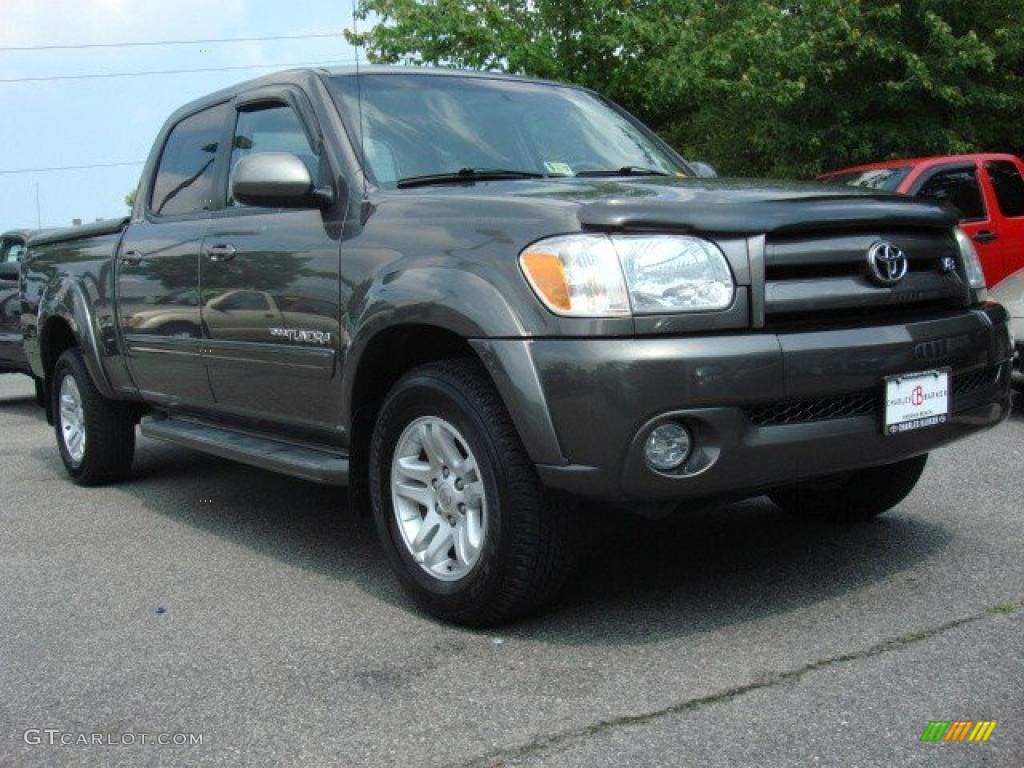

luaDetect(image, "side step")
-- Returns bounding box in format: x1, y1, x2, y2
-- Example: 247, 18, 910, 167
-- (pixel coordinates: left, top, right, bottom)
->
140, 415, 349, 486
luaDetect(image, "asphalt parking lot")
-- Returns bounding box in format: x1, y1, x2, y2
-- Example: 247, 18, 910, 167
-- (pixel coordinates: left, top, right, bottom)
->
0, 372, 1021, 767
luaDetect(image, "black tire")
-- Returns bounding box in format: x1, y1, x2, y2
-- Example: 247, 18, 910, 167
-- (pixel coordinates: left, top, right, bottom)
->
52, 348, 136, 485
769, 454, 928, 523
369, 359, 577, 626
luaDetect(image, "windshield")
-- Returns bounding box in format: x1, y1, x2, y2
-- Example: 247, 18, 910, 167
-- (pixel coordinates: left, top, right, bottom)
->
822, 167, 911, 192
328, 73, 688, 186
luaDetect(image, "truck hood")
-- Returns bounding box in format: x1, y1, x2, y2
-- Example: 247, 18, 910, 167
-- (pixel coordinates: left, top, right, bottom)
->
388, 176, 957, 236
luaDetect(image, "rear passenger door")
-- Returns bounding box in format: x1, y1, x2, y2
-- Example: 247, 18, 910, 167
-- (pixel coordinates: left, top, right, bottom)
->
117, 101, 232, 405
200, 87, 343, 438
912, 163, 996, 284
981, 159, 1024, 286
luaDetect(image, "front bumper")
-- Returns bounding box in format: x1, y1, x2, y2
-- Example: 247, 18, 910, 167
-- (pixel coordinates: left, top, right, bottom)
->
482, 304, 1014, 503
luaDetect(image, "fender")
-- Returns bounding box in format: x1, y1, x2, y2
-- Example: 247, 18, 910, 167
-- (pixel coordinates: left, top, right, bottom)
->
38, 277, 117, 400
342, 266, 525, 410
341, 267, 566, 464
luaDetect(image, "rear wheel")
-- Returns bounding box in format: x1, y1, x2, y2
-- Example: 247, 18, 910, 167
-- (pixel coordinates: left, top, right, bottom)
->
52, 348, 135, 485
369, 359, 577, 626
770, 454, 928, 523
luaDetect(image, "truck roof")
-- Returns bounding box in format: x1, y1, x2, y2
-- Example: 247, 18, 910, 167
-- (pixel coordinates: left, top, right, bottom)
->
822, 152, 1023, 178
2, 228, 61, 243
164, 65, 578, 127
320, 64, 567, 86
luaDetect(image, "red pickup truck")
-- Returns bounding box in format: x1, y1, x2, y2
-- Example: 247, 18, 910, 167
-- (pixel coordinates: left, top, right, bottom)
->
821, 153, 1024, 288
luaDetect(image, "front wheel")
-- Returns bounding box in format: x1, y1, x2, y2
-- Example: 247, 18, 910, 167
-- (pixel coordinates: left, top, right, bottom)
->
369, 359, 577, 626
52, 348, 136, 485
769, 454, 928, 523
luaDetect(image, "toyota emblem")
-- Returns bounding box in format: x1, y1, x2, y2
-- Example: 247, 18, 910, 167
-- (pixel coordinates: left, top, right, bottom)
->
866, 240, 908, 286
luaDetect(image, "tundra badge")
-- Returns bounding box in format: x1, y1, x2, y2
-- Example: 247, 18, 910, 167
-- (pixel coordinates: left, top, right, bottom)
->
269, 328, 333, 345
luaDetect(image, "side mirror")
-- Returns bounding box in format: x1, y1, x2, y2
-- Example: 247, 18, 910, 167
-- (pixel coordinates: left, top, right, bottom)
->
0, 261, 18, 281
689, 161, 719, 179
231, 152, 333, 208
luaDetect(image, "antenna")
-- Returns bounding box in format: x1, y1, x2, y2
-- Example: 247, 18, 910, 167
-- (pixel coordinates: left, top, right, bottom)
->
351, 0, 369, 199
35, 184, 41, 229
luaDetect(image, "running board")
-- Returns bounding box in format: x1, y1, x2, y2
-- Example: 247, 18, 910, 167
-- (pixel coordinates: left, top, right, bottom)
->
140, 415, 349, 485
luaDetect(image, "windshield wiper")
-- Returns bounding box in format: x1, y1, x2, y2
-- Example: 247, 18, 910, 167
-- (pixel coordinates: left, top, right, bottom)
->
575, 166, 671, 178
397, 167, 545, 189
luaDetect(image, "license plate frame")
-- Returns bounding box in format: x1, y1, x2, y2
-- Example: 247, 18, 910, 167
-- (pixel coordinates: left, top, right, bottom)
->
883, 368, 951, 435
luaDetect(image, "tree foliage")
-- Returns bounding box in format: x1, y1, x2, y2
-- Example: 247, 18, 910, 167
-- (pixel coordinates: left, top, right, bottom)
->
348, 1, 1024, 177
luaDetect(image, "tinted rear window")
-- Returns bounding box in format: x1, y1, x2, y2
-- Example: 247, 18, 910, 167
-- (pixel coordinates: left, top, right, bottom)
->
916, 167, 987, 222
150, 103, 230, 216
985, 160, 1024, 218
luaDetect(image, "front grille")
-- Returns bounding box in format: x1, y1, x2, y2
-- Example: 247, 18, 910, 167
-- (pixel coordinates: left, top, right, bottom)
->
763, 302, 962, 333
761, 229, 968, 329
744, 391, 880, 427
953, 365, 1001, 396
743, 365, 1004, 427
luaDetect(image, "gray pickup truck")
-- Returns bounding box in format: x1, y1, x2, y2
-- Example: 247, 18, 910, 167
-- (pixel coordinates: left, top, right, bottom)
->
21, 67, 1014, 625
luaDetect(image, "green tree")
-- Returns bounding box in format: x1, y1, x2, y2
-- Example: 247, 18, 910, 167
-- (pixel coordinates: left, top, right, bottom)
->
124, 188, 137, 208
348, 0, 1024, 177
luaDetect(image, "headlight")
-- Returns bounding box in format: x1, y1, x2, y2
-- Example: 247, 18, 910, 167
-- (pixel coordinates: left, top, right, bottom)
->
953, 226, 988, 299
520, 234, 735, 317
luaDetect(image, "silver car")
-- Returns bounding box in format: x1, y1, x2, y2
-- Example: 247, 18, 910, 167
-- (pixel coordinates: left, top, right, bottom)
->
992, 269, 1024, 387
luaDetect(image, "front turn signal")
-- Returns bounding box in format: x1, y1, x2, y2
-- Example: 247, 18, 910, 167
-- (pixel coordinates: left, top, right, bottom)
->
520, 250, 571, 312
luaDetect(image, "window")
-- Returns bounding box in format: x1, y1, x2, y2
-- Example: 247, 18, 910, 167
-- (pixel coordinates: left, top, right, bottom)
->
213, 290, 272, 312
822, 167, 911, 192
229, 103, 320, 206
1, 239, 26, 263
985, 160, 1024, 218
150, 103, 230, 216
916, 168, 986, 222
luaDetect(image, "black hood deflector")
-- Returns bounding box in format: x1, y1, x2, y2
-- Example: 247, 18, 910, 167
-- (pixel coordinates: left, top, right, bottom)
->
578, 195, 956, 236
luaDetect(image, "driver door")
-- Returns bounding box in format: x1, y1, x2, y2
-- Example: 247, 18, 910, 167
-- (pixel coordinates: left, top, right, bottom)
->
200, 88, 343, 436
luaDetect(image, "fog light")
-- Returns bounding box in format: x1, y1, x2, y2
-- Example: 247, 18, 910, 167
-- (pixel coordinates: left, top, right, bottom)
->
644, 422, 692, 472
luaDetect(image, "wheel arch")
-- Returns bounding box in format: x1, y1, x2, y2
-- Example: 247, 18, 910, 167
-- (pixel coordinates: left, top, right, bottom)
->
342, 264, 537, 433
344, 319, 566, 511
345, 322, 476, 511
37, 281, 116, 422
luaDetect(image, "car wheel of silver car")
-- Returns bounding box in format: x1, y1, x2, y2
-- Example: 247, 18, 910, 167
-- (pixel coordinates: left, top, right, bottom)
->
370, 359, 578, 626
769, 454, 928, 523
52, 348, 136, 486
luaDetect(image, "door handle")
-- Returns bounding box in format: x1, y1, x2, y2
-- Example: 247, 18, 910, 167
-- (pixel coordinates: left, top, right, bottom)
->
206, 244, 237, 262
973, 230, 999, 244
120, 250, 144, 267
